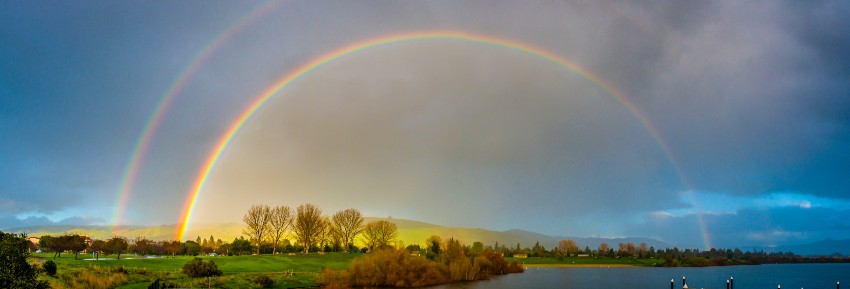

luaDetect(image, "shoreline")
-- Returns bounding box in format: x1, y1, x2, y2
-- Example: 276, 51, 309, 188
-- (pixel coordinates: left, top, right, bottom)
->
523, 263, 637, 268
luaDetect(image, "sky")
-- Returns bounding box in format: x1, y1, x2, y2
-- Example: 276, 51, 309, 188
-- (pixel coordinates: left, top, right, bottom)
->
1, 0, 849, 249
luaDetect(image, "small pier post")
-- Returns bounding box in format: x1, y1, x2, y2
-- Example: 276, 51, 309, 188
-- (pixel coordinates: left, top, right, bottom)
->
683, 276, 686, 287
727, 279, 730, 289
671, 279, 674, 289
731, 277, 734, 289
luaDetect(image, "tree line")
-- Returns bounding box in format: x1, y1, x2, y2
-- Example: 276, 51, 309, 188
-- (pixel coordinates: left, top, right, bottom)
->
483, 239, 847, 267
32, 234, 256, 260
241, 204, 399, 255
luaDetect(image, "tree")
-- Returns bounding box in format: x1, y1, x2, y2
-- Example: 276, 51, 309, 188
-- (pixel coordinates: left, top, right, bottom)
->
184, 240, 201, 256
163, 240, 184, 257
268, 205, 293, 254
231, 237, 253, 256
598, 242, 609, 256
243, 204, 272, 255
293, 204, 323, 254
638, 242, 649, 257
427, 235, 443, 255
90, 239, 107, 260
315, 216, 332, 252
68, 235, 87, 260
0, 232, 50, 289
130, 237, 154, 256
106, 236, 129, 260
39, 235, 63, 259
443, 237, 464, 261
330, 208, 364, 254
471, 241, 484, 255
558, 239, 579, 256
362, 220, 398, 250
201, 235, 217, 254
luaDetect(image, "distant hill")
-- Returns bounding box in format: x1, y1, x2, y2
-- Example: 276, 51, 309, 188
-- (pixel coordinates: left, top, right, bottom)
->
766, 239, 850, 256
7, 217, 670, 250
5, 223, 244, 242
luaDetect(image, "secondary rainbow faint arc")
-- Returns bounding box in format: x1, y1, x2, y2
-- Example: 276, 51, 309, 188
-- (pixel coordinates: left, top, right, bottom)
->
111, 1, 284, 230
176, 31, 689, 241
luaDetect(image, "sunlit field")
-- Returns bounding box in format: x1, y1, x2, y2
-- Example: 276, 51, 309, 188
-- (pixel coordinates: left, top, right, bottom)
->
29, 252, 357, 289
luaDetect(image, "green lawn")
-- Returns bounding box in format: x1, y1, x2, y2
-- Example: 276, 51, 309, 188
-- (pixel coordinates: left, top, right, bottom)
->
29, 252, 358, 289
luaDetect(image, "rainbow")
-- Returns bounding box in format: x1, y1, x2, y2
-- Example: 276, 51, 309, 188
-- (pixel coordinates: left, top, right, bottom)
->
111, 1, 284, 230
175, 31, 688, 241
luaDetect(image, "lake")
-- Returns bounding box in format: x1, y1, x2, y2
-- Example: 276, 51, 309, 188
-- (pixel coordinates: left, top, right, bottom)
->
431, 264, 849, 289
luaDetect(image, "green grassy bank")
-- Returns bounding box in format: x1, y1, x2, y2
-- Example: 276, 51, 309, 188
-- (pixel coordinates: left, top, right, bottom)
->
29, 252, 357, 289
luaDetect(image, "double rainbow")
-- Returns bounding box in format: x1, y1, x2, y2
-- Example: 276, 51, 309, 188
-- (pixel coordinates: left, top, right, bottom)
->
174, 31, 690, 244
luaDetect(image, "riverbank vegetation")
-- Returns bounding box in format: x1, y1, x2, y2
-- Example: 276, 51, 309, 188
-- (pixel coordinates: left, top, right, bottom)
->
317, 244, 524, 288
500, 241, 849, 267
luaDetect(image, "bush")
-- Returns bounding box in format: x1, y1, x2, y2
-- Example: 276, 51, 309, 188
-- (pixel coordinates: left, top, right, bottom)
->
43, 260, 57, 276
254, 275, 274, 288
112, 265, 126, 274
317, 268, 350, 289
346, 249, 448, 287
181, 257, 222, 278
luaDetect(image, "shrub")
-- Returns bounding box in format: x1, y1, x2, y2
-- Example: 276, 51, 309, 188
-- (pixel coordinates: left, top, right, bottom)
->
112, 265, 126, 274
346, 249, 448, 287
448, 256, 479, 281
181, 257, 222, 278
507, 260, 525, 273
254, 275, 274, 288
43, 260, 57, 276
317, 268, 350, 289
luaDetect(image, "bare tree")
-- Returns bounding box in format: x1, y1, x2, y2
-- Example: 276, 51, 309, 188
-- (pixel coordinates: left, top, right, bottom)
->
638, 242, 649, 257
362, 220, 398, 250
316, 216, 332, 252
557, 239, 578, 256
268, 205, 293, 254
293, 204, 323, 254
598, 242, 609, 256
242, 204, 272, 255
330, 208, 364, 253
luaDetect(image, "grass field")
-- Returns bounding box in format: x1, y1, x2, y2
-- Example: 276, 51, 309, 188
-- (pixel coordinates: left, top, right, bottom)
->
29, 252, 358, 289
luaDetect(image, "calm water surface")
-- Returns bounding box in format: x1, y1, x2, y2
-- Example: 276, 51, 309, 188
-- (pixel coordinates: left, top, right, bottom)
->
432, 264, 849, 289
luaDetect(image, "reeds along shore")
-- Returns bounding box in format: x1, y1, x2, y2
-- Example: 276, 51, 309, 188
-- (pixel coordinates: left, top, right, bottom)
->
317, 249, 524, 288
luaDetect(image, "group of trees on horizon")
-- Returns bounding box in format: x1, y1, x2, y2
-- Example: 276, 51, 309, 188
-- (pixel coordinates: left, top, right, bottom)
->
241, 204, 398, 255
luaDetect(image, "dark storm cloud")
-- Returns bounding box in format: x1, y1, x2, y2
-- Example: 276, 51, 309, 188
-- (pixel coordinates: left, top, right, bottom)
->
634, 205, 850, 249
620, 1, 850, 199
